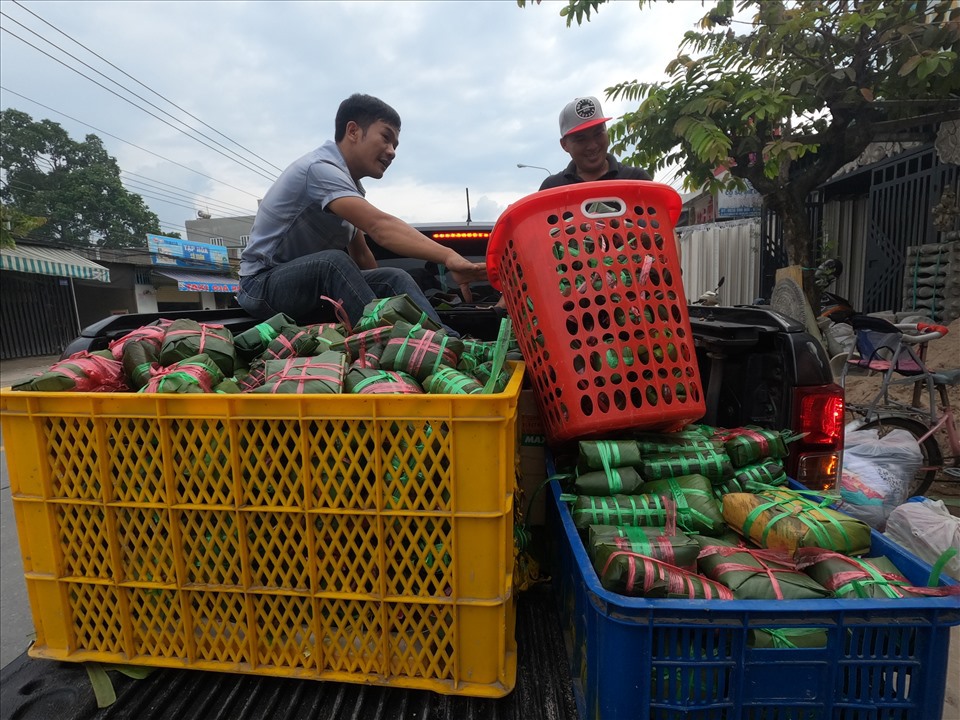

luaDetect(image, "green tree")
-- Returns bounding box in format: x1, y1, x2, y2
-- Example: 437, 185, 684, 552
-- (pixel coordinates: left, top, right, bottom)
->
0, 204, 46, 249
1, 108, 168, 248
522, 0, 960, 289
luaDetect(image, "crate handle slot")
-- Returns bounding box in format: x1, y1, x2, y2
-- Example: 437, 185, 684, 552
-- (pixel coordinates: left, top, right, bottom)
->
580, 197, 626, 219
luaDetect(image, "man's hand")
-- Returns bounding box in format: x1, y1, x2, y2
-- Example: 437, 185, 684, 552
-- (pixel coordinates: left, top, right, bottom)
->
444, 254, 487, 303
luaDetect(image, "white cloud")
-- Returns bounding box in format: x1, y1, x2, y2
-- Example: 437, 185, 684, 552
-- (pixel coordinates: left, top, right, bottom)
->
0, 0, 709, 228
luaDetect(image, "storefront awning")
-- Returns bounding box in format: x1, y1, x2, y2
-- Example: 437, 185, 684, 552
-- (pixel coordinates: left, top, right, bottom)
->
0, 244, 111, 283
153, 269, 239, 293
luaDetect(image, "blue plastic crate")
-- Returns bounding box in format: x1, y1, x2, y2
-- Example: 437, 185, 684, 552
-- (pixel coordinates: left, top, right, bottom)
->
548, 480, 960, 720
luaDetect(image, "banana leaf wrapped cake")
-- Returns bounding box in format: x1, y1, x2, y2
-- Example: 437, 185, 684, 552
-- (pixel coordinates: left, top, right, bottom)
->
722, 489, 872, 556
697, 540, 832, 600
588, 525, 700, 572
795, 548, 960, 599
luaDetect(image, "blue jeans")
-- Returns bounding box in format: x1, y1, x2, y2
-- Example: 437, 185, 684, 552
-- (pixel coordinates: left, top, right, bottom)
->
237, 250, 449, 331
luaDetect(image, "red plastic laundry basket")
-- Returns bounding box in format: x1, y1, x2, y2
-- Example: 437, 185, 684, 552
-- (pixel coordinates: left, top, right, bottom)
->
487, 181, 704, 444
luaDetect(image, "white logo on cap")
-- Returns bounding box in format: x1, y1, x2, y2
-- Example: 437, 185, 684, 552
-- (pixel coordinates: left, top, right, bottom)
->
575, 98, 597, 120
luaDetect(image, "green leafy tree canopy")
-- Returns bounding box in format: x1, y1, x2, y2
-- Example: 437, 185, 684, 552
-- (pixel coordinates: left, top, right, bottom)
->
1, 108, 169, 248
521, 0, 960, 269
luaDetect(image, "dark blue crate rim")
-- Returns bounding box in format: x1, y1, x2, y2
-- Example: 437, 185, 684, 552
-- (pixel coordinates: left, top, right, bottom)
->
549, 479, 960, 620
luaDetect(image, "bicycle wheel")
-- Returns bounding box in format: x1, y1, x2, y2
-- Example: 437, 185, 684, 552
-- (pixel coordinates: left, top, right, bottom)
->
856, 415, 943, 498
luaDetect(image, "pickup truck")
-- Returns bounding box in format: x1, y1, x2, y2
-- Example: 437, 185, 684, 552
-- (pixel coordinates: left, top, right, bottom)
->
0, 221, 844, 720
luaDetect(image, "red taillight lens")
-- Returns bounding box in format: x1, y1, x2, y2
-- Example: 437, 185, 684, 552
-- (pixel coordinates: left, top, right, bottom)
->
789, 384, 844, 491
793, 384, 844, 446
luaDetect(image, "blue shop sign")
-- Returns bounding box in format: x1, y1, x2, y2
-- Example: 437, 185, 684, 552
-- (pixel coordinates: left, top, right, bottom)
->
147, 234, 229, 269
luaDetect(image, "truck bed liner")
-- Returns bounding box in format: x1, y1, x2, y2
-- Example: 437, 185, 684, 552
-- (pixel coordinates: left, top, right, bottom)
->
0, 586, 577, 720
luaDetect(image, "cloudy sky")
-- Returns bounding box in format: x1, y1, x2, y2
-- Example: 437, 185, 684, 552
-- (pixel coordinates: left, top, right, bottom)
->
1, 0, 709, 236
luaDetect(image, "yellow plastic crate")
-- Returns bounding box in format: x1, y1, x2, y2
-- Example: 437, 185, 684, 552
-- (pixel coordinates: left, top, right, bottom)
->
0, 362, 523, 697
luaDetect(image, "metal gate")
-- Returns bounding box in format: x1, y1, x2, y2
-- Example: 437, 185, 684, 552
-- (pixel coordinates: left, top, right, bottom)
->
0, 271, 79, 359
758, 193, 823, 301
862, 145, 958, 314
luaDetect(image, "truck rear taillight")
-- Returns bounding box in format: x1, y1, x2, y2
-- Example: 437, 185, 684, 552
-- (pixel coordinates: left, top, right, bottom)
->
794, 384, 844, 446
789, 384, 844, 492
430, 232, 490, 241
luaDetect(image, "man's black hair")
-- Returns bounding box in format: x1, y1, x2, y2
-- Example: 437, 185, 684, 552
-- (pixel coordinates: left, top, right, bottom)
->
335, 94, 401, 142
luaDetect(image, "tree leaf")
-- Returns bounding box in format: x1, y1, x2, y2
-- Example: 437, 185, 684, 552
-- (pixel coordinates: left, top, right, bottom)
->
898, 54, 924, 76
859, 87, 875, 101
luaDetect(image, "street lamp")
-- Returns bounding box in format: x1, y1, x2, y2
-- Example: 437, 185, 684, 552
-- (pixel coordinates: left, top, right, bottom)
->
517, 163, 551, 176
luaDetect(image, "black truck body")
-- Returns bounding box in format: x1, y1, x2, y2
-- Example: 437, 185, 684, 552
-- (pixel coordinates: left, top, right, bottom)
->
0, 222, 844, 720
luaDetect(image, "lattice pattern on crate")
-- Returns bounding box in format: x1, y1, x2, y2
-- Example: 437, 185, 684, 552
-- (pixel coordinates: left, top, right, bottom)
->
179, 510, 243, 586
118, 506, 175, 583
189, 590, 250, 663
45, 417, 100, 500
649, 625, 736, 708
385, 516, 453, 598
171, 419, 233, 505
109, 418, 164, 503
314, 514, 380, 595
254, 593, 315, 670
388, 603, 455, 680
309, 419, 378, 510
239, 419, 303, 506
56, 503, 112, 579
247, 512, 309, 591
128, 588, 186, 659
322, 598, 384, 675
381, 420, 452, 511
68, 583, 124, 654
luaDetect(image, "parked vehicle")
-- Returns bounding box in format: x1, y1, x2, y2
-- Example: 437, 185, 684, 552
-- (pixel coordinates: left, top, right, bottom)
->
0, 221, 845, 720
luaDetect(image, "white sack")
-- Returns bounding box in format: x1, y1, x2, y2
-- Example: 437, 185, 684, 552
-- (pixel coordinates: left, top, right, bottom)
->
835, 428, 922, 530
884, 499, 960, 580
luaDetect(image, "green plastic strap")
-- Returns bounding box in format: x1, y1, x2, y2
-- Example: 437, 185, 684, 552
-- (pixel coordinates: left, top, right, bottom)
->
761, 629, 798, 649
438, 264, 448, 291
483, 317, 513, 393
750, 493, 849, 551
254, 321, 279, 345
133, 361, 153, 377
598, 442, 621, 493
523, 476, 559, 527
928, 547, 958, 587
370, 297, 391, 323
85, 662, 117, 708
842, 557, 904, 599
665, 478, 714, 528
353, 371, 397, 393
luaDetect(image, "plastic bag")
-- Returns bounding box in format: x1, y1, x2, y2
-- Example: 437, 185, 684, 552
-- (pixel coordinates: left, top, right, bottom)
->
884, 499, 960, 580
836, 428, 922, 530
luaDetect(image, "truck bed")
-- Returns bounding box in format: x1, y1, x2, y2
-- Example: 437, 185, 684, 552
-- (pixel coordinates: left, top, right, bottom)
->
0, 586, 577, 720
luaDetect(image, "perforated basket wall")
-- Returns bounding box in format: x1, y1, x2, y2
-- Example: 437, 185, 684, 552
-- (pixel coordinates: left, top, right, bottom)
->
487, 181, 704, 444
0, 364, 523, 697
548, 480, 960, 720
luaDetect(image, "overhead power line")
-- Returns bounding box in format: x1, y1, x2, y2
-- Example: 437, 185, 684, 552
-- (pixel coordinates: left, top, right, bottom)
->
0, 86, 263, 199
121, 171, 256, 215
0, 20, 279, 183
12, 0, 285, 175
120, 174, 256, 216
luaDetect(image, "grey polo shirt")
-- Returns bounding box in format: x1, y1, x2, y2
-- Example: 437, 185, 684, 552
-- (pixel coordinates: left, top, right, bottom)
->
240, 140, 365, 277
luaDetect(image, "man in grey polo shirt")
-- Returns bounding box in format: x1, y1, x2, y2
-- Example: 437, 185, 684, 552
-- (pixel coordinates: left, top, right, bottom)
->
239, 93, 486, 328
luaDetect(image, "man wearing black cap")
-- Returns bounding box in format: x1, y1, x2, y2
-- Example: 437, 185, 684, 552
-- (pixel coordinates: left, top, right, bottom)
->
539, 96, 652, 190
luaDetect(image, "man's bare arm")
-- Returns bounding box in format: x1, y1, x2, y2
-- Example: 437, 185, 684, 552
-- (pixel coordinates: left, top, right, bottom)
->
329, 195, 486, 299
347, 230, 378, 270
